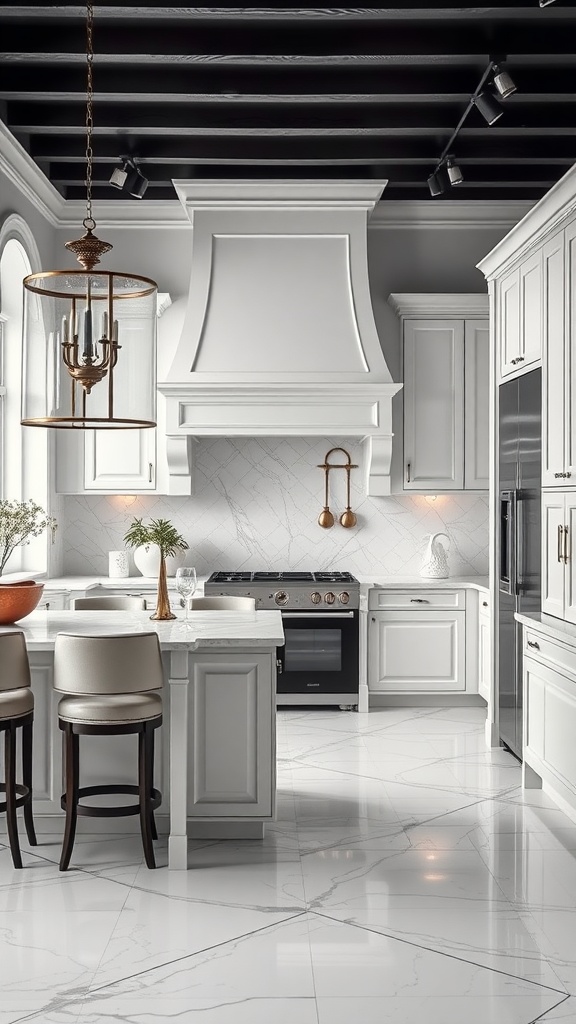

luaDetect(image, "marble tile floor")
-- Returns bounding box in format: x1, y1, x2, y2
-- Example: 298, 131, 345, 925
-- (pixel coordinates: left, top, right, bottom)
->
1, 707, 576, 1022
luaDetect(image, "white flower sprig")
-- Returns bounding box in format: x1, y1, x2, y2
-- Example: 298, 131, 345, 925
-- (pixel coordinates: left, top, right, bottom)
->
0, 499, 57, 575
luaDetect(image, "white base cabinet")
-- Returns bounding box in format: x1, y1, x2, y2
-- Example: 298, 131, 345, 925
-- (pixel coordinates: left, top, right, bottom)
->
478, 593, 491, 702
368, 589, 466, 695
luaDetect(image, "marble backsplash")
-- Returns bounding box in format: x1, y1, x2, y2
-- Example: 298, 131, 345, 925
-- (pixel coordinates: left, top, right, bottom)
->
57, 437, 489, 578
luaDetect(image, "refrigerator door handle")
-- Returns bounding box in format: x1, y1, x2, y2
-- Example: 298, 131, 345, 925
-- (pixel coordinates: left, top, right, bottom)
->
499, 490, 517, 595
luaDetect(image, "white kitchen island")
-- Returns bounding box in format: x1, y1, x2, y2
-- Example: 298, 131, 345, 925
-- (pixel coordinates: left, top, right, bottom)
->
0, 609, 284, 869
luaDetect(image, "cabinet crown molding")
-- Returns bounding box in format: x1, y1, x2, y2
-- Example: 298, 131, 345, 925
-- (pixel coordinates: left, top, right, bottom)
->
388, 293, 489, 319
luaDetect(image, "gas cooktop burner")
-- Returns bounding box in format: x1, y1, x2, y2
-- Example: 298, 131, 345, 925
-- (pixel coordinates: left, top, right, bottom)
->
208, 571, 358, 585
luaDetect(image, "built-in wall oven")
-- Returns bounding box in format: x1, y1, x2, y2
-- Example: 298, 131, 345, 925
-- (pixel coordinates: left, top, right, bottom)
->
204, 571, 360, 708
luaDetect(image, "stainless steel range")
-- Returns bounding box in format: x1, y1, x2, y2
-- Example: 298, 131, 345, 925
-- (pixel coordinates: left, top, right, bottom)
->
204, 571, 360, 709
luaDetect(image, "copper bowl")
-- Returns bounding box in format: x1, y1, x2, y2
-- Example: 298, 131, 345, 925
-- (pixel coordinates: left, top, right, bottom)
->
0, 580, 44, 624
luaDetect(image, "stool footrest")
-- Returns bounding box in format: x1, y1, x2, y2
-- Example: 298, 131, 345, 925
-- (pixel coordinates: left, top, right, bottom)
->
0, 782, 31, 814
61, 784, 161, 819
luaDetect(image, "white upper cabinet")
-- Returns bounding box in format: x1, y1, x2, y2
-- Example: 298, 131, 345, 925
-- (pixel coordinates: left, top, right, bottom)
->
403, 319, 465, 491
84, 428, 156, 491
542, 230, 566, 487
390, 296, 489, 494
498, 251, 543, 381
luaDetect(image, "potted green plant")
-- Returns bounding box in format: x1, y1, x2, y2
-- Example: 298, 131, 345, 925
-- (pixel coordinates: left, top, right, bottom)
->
124, 517, 189, 621
0, 499, 57, 576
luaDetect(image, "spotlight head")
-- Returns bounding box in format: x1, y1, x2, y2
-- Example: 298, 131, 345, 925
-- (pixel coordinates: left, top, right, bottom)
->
427, 171, 444, 198
446, 156, 464, 186
539, 0, 558, 6
474, 90, 503, 125
109, 160, 129, 189
123, 162, 149, 199
492, 65, 517, 99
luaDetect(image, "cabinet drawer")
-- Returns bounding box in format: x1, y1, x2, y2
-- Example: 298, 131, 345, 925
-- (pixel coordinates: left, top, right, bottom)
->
369, 589, 465, 611
523, 629, 576, 679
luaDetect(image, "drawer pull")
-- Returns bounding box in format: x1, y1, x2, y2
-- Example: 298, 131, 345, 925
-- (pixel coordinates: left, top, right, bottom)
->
482, 601, 488, 607
527, 639, 540, 650
554, 472, 571, 479
410, 598, 429, 604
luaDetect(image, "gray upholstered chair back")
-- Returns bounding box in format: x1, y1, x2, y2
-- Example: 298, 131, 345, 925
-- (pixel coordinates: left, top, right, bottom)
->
190, 596, 256, 611
54, 632, 164, 695
0, 632, 31, 692
71, 596, 146, 611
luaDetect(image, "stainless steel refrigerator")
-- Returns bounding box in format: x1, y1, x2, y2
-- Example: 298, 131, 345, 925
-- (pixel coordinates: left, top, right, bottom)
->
498, 368, 541, 760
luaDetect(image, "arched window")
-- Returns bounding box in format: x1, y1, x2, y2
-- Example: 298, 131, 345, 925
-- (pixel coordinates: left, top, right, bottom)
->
0, 215, 51, 574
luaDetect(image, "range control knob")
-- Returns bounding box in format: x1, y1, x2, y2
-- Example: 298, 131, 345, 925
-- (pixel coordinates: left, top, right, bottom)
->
274, 590, 289, 606
310, 591, 322, 605
324, 591, 336, 605
338, 591, 350, 605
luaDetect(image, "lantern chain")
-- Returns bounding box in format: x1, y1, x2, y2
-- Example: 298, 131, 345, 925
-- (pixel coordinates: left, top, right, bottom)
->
84, 1, 95, 231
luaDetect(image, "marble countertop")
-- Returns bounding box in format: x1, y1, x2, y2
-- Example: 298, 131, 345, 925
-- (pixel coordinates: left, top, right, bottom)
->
0, 609, 285, 651
516, 612, 576, 648
358, 575, 489, 592
38, 573, 489, 593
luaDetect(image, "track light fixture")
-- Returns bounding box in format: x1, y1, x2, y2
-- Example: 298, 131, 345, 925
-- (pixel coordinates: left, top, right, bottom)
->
474, 90, 504, 125
446, 156, 464, 186
109, 158, 149, 199
539, 0, 558, 6
492, 64, 517, 99
427, 171, 444, 197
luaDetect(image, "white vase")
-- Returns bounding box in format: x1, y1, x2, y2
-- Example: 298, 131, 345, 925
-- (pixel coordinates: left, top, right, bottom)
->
133, 544, 186, 578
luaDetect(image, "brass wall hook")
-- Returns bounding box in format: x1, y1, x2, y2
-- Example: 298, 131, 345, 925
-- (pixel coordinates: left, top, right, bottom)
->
317, 447, 358, 529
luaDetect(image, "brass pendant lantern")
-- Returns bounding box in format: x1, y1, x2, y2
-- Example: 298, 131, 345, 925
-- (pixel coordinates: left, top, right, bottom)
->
21, 2, 158, 429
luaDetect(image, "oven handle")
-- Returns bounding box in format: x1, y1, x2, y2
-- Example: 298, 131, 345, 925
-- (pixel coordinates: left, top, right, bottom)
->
281, 611, 356, 619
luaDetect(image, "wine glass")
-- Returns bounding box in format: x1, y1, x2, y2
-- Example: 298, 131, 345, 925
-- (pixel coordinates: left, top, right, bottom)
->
175, 567, 197, 622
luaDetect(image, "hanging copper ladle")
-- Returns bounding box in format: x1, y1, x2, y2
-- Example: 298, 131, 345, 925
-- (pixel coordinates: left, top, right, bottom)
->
317, 447, 358, 529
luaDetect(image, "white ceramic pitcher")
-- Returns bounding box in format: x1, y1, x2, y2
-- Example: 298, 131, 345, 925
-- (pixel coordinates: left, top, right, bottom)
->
420, 532, 450, 578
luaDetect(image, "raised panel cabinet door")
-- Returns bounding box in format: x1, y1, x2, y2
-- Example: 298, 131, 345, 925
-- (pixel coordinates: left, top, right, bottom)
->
403, 319, 464, 490
541, 492, 566, 619
564, 497, 576, 625
84, 427, 156, 491
564, 221, 576, 482
499, 267, 521, 379
464, 319, 489, 489
523, 658, 546, 762
520, 250, 543, 369
542, 231, 566, 487
187, 653, 275, 817
368, 610, 466, 692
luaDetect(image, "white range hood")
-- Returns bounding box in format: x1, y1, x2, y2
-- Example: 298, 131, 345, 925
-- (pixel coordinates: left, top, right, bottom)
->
159, 181, 401, 495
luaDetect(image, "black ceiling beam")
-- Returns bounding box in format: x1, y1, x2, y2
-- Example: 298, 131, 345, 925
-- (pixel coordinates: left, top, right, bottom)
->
2, 3, 574, 18
1, 22, 576, 57
8, 100, 576, 132
29, 135, 576, 163
3, 64, 576, 99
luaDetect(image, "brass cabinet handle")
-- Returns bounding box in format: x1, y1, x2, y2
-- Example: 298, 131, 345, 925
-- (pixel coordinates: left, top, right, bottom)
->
406, 462, 411, 483
558, 525, 565, 563
527, 639, 540, 650
410, 597, 429, 603
148, 462, 153, 484
554, 472, 571, 478
510, 356, 526, 365
565, 525, 570, 565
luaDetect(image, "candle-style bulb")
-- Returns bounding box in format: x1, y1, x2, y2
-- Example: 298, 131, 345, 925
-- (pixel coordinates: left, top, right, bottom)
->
83, 308, 93, 361
112, 319, 119, 343
61, 315, 68, 345
101, 311, 108, 340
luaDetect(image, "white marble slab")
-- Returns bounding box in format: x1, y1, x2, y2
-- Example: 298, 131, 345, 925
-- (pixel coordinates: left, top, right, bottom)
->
0, 609, 284, 651
516, 612, 576, 649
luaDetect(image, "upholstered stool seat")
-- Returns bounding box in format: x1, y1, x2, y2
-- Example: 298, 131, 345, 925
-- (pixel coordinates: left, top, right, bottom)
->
54, 632, 164, 871
0, 687, 34, 719
58, 692, 162, 724
0, 632, 37, 868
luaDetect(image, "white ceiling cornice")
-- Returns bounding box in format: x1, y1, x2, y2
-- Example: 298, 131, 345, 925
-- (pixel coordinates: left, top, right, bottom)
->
0, 117, 536, 233
388, 293, 489, 318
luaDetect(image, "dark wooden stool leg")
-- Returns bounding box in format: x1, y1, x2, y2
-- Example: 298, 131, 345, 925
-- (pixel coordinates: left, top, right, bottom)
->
60, 724, 79, 871
5, 721, 22, 869
21, 719, 37, 847
147, 725, 158, 841
138, 723, 156, 869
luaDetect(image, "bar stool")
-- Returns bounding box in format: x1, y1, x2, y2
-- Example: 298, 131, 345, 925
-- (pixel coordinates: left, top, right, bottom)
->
190, 596, 256, 611
71, 596, 146, 611
53, 632, 164, 871
0, 632, 37, 868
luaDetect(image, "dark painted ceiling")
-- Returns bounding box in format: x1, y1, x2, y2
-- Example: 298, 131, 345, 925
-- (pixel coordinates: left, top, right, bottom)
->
1, 3, 576, 203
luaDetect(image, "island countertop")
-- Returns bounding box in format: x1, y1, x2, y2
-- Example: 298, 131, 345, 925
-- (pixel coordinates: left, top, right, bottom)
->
0, 609, 285, 651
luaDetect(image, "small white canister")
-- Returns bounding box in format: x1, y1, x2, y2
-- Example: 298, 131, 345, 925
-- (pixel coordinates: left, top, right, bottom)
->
108, 550, 129, 578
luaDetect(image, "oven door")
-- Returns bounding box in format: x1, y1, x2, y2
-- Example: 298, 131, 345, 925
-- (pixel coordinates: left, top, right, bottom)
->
277, 610, 359, 695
